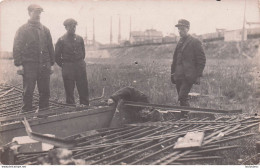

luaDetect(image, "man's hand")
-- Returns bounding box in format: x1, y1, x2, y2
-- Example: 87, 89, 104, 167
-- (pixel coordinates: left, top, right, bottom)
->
107, 98, 115, 106
171, 74, 176, 84
50, 66, 54, 75
195, 77, 200, 85
17, 66, 24, 75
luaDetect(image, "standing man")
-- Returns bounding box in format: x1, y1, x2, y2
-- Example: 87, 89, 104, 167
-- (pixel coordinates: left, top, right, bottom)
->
171, 19, 206, 107
13, 4, 55, 112
55, 19, 89, 106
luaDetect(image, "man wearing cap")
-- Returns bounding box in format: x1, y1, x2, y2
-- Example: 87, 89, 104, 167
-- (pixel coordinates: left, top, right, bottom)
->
13, 4, 55, 112
171, 19, 206, 107
55, 19, 89, 106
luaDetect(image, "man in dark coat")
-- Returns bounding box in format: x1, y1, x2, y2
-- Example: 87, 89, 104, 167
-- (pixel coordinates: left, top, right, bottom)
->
171, 19, 206, 107
108, 86, 150, 124
13, 4, 55, 112
108, 86, 149, 105
55, 19, 89, 106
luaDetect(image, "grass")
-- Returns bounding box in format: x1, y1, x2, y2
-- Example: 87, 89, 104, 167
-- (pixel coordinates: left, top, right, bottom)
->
0, 39, 259, 164
0, 54, 258, 113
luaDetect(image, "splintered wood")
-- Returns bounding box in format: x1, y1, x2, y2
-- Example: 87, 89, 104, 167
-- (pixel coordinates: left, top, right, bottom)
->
174, 132, 205, 149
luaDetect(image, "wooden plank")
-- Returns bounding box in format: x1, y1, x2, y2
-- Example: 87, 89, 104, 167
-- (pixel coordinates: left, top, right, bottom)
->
0, 106, 115, 131
174, 131, 205, 149
22, 117, 76, 148
0, 106, 115, 146
0, 88, 15, 98
124, 101, 242, 114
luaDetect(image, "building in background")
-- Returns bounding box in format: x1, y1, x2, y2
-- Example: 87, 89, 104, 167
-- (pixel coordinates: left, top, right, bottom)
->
224, 29, 247, 42
130, 29, 163, 44
162, 33, 178, 43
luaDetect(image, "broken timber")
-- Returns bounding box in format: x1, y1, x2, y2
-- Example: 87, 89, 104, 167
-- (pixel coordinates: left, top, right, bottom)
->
8, 116, 259, 165
0, 83, 116, 146
124, 101, 242, 114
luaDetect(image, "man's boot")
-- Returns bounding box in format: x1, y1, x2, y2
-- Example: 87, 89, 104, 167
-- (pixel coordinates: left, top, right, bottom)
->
180, 100, 190, 118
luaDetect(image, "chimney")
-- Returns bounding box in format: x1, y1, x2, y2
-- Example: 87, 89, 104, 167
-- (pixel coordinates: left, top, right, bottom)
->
110, 16, 113, 44
93, 17, 95, 45
118, 16, 121, 43
129, 16, 132, 41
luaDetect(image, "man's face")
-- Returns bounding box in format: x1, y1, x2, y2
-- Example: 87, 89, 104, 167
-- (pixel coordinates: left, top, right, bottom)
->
29, 10, 41, 22
178, 26, 189, 38
65, 24, 76, 35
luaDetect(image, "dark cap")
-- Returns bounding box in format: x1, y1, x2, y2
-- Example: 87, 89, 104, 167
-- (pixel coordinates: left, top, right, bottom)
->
28, 4, 43, 12
63, 18, 78, 27
175, 19, 190, 28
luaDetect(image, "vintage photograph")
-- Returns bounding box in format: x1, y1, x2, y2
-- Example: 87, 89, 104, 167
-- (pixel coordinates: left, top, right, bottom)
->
0, 0, 259, 165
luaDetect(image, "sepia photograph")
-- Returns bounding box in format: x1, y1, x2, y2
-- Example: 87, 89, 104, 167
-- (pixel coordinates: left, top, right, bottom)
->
0, 0, 259, 165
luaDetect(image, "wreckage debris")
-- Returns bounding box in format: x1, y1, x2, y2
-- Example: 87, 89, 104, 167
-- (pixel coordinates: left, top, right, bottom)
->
2, 116, 258, 165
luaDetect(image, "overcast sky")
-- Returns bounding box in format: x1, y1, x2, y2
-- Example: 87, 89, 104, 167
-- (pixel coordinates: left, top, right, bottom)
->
0, 0, 259, 51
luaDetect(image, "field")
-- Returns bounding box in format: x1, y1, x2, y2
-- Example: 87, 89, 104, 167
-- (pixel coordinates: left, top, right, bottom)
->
1, 50, 259, 114
0, 39, 259, 164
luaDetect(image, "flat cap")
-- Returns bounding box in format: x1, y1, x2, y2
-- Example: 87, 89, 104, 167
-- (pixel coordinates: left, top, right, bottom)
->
28, 4, 43, 12
175, 19, 190, 28
63, 18, 78, 26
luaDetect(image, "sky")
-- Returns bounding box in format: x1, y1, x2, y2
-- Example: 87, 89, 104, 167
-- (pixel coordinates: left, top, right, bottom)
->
0, 0, 259, 51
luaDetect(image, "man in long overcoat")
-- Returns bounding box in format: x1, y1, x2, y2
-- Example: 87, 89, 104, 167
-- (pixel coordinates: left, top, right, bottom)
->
171, 19, 206, 106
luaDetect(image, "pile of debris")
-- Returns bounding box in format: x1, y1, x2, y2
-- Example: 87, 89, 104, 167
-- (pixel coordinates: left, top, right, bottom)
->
4, 115, 258, 165
0, 83, 75, 119
0, 84, 259, 165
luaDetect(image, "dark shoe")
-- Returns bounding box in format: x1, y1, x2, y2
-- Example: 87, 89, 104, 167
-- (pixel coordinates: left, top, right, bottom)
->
180, 110, 189, 118
180, 101, 190, 107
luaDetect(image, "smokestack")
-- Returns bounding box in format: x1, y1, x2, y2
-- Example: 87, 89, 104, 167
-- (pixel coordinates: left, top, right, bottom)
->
118, 16, 121, 43
85, 24, 88, 45
110, 16, 113, 44
129, 16, 132, 41
93, 17, 95, 45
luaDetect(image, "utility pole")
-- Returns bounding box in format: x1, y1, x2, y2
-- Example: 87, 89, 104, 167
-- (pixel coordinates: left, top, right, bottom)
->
242, 0, 246, 42
240, 0, 247, 56
85, 24, 88, 45
110, 16, 113, 44
129, 16, 132, 41
118, 15, 121, 44
93, 17, 95, 45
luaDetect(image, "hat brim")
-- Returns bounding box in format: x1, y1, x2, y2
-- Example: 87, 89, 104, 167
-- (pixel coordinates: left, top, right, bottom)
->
64, 23, 77, 27
30, 8, 44, 12
175, 24, 189, 27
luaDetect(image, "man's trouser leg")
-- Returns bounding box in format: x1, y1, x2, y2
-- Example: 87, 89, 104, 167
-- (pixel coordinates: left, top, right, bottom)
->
75, 61, 89, 105
62, 62, 76, 105
176, 79, 193, 118
176, 79, 193, 106
76, 79, 89, 105
63, 79, 76, 105
37, 63, 51, 109
22, 63, 37, 112
37, 72, 50, 109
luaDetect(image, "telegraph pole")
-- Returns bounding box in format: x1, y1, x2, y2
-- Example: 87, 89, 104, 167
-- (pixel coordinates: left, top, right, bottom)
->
129, 16, 132, 41
242, 0, 246, 42
93, 17, 95, 45
110, 16, 113, 44
118, 15, 121, 44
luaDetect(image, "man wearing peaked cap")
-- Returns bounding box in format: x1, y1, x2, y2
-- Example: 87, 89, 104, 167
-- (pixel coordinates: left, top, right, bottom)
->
171, 19, 206, 109
55, 19, 89, 106
27, 4, 44, 12
63, 18, 78, 27
13, 4, 55, 113
175, 19, 190, 28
